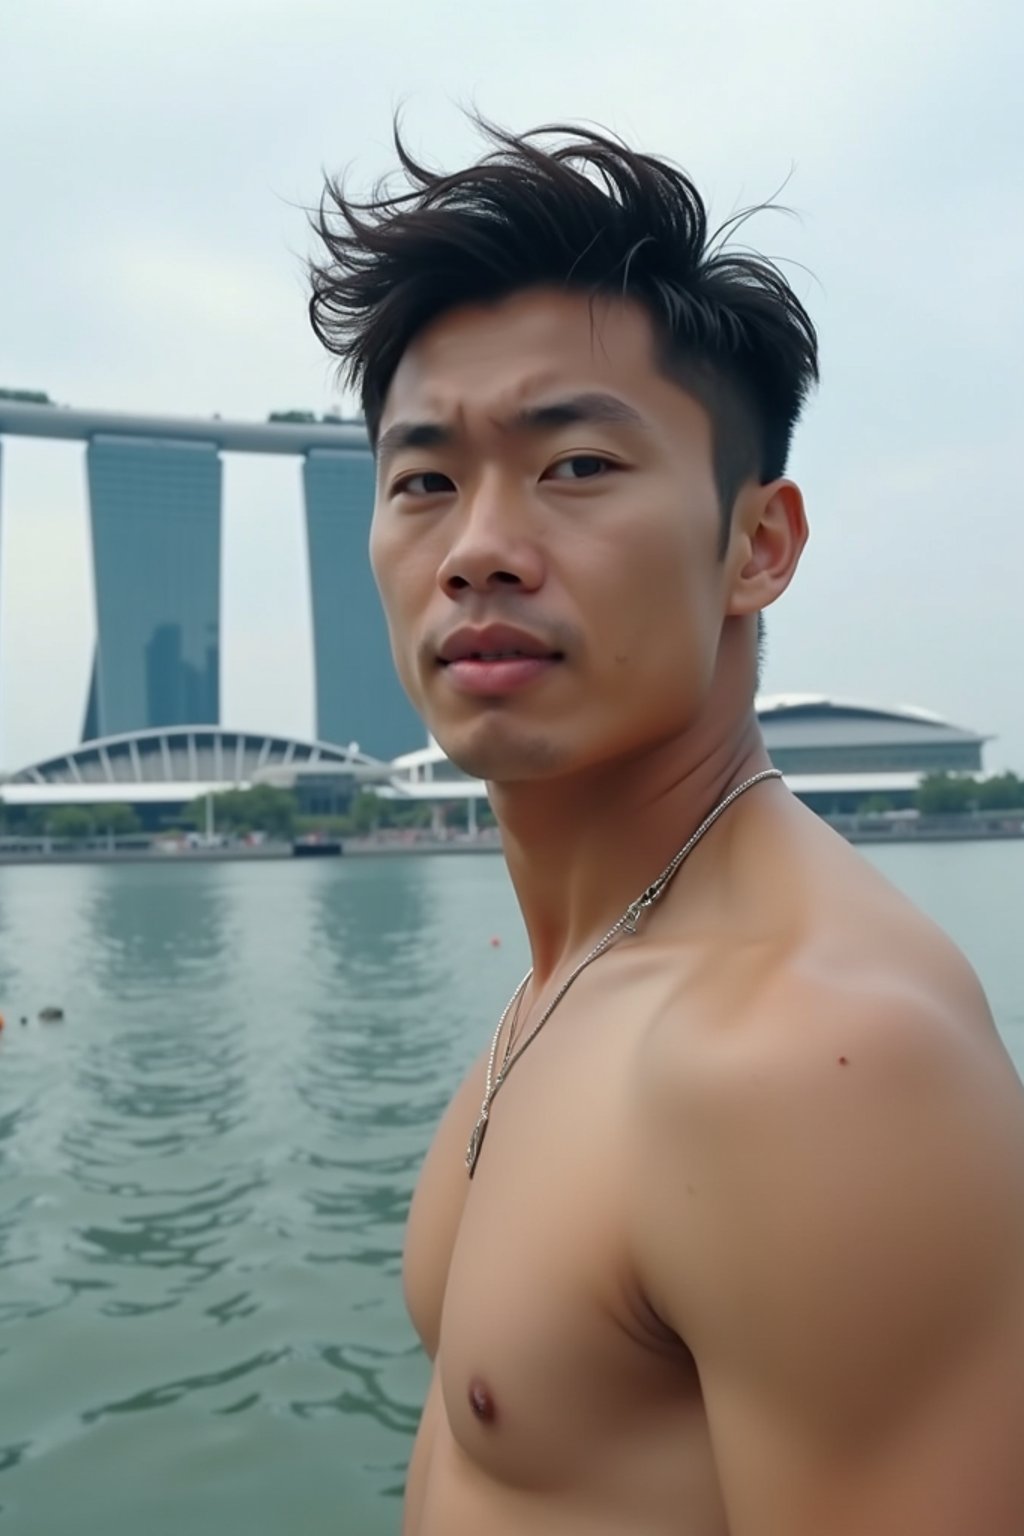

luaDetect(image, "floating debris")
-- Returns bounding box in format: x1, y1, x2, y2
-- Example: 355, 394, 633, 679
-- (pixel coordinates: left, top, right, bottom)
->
38, 1006, 64, 1023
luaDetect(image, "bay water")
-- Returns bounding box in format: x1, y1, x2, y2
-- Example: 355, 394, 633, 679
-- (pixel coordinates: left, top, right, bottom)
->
0, 843, 1021, 1535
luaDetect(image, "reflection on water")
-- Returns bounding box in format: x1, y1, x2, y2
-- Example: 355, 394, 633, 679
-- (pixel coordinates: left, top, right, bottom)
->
0, 857, 523, 1535
0, 847, 1020, 1534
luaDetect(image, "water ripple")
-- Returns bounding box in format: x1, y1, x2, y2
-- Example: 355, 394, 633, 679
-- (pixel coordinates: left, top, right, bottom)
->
80, 1347, 292, 1423
0, 857, 526, 1532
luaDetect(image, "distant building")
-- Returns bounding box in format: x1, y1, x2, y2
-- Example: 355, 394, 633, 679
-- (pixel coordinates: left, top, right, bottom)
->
303, 449, 422, 758
83, 435, 221, 738
390, 698, 992, 817
0, 400, 424, 763
757, 695, 988, 813
1, 726, 389, 828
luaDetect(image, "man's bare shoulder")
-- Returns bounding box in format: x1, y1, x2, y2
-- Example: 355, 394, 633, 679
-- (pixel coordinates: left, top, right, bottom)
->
628, 839, 1024, 1530
632, 832, 1024, 1216
635, 914, 1024, 1239
641, 817, 1011, 1095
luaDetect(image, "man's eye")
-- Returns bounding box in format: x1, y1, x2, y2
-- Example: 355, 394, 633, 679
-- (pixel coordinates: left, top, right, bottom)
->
395, 471, 455, 495
546, 455, 612, 481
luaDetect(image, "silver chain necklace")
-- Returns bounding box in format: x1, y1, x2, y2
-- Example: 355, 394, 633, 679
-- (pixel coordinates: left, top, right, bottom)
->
466, 767, 782, 1177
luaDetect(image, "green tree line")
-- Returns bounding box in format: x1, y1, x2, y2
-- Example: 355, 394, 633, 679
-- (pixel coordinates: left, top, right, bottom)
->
1, 803, 144, 839
2, 773, 1018, 842
184, 786, 442, 839
0, 787, 472, 840
187, 787, 492, 838
912, 771, 1024, 816
191, 776, 1019, 832
858, 772, 1024, 818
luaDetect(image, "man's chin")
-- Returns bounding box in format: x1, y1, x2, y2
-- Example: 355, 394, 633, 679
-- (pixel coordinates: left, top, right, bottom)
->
433, 724, 563, 785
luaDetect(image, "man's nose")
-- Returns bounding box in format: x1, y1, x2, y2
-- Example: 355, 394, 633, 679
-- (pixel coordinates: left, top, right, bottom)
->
436, 478, 545, 596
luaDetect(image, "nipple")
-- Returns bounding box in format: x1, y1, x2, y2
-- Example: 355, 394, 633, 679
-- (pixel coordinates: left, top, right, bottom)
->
468, 1376, 497, 1424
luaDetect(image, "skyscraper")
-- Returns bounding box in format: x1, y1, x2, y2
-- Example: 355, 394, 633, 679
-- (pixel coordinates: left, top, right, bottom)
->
0, 400, 430, 764
304, 447, 424, 757
85, 435, 221, 738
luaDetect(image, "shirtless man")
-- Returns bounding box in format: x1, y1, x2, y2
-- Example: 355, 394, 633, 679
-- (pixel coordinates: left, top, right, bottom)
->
309, 124, 1024, 1534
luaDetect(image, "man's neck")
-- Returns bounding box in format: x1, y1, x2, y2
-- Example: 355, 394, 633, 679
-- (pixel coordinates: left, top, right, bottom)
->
489, 708, 771, 989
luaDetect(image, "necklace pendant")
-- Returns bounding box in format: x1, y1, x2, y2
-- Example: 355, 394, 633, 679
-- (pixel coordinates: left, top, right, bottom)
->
466, 1109, 489, 1178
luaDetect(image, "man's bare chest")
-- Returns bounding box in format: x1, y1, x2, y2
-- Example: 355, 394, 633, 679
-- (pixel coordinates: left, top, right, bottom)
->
408, 979, 722, 1511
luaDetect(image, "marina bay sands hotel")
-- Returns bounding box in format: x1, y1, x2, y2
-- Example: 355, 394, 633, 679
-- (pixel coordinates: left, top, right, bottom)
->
0, 397, 422, 761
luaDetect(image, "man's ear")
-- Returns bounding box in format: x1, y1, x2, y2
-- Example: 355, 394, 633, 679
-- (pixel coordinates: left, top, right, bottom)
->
725, 479, 808, 618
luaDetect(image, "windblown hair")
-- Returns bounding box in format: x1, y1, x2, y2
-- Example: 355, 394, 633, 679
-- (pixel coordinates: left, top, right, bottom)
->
308, 120, 818, 538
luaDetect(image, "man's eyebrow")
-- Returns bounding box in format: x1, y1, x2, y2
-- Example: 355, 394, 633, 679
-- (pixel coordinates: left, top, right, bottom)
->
376, 420, 455, 470
513, 393, 648, 433
376, 393, 646, 469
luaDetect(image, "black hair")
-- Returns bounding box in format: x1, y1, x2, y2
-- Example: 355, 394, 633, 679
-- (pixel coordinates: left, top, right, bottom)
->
308, 118, 818, 555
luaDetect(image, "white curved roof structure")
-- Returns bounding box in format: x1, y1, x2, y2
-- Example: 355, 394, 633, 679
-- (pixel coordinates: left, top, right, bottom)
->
754, 694, 984, 736
755, 695, 987, 753
756, 693, 949, 724
1, 726, 392, 806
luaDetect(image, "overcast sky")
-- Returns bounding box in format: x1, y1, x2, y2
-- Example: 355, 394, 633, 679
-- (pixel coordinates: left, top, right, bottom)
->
1, 0, 1021, 774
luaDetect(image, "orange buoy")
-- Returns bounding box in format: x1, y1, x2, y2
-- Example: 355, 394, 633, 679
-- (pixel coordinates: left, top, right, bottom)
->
490, 936, 501, 948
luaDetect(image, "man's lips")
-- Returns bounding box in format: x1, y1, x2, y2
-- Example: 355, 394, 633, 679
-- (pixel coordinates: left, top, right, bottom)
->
434, 625, 563, 697
433, 625, 566, 695
437, 624, 563, 666
441, 654, 560, 697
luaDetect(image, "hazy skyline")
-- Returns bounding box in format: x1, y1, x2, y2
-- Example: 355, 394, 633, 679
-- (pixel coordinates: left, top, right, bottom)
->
2, 0, 1021, 772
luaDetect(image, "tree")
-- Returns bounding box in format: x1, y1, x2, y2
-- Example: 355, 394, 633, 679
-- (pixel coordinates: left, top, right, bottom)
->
240, 785, 296, 838
382, 799, 433, 829
348, 789, 381, 835
0, 387, 52, 404
915, 773, 977, 816
186, 784, 297, 839
857, 795, 894, 816
975, 773, 1024, 812
47, 806, 95, 840
95, 803, 141, 836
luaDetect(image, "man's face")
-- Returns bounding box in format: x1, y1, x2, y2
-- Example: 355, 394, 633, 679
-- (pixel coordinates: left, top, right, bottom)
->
370, 288, 736, 783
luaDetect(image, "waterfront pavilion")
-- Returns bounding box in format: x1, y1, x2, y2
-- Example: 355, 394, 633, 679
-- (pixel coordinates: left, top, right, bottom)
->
0, 727, 398, 830
386, 696, 991, 819
756, 695, 988, 814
